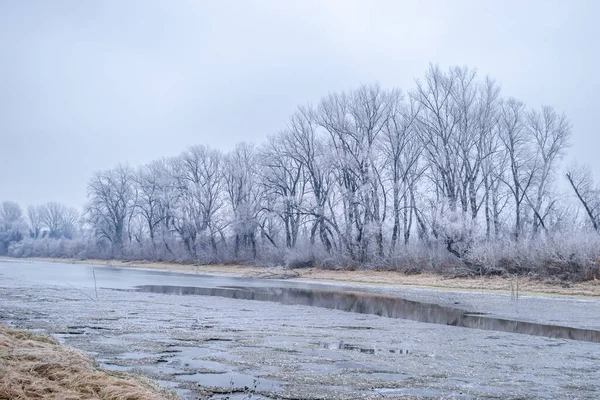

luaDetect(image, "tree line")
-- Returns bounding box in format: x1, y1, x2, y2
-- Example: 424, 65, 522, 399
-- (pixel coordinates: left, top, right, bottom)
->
3, 65, 600, 280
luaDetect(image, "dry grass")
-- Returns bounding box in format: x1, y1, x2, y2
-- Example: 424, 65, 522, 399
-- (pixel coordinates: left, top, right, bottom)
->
7, 257, 600, 297
0, 324, 176, 400
297, 268, 600, 297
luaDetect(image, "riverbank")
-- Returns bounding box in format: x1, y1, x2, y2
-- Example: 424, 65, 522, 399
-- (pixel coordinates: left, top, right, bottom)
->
8, 257, 600, 297
3, 259, 600, 399
0, 324, 175, 400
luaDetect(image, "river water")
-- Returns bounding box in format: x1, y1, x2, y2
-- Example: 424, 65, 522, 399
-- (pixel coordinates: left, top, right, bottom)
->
1, 259, 599, 399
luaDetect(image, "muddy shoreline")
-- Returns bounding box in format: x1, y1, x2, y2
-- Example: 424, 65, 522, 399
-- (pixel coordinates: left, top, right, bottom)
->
5, 256, 600, 297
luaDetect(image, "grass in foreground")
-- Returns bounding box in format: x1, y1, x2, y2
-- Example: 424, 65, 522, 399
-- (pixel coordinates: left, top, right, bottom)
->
0, 324, 176, 400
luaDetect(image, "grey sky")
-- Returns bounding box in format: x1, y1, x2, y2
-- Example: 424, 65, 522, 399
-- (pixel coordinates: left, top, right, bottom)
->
1, 0, 598, 209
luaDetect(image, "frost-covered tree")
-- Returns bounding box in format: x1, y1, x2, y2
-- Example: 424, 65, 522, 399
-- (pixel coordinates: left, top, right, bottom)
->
171, 146, 225, 259
318, 83, 396, 260
27, 205, 44, 239
225, 143, 264, 258
259, 132, 306, 249
38, 202, 80, 239
566, 164, 600, 232
526, 106, 571, 235
0, 201, 26, 254
86, 165, 135, 252
381, 94, 423, 250
497, 98, 536, 239
7, 63, 591, 279
287, 106, 337, 253
132, 160, 171, 252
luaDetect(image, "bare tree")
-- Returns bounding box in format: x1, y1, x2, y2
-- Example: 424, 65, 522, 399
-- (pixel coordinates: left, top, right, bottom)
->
170, 146, 225, 259
132, 159, 173, 255
0, 201, 23, 231
318, 83, 396, 261
7, 63, 583, 277
412, 65, 462, 212
86, 165, 135, 252
0, 201, 25, 254
497, 98, 537, 239
39, 202, 80, 239
473, 77, 505, 238
224, 143, 264, 258
287, 106, 337, 253
259, 132, 306, 249
60, 206, 80, 239
526, 106, 571, 235
566, 164, 600, 232
27, 205, 44, 239
381, 94, 423, 250
411, 65, 504, 262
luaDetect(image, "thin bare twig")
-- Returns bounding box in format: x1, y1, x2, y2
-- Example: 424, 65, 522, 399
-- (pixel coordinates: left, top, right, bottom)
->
92, 268, 99, 300
66, 283, 95, 301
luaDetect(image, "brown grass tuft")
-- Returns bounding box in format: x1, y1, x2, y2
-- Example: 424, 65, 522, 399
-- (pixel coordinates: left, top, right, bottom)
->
0, 324, 176, 400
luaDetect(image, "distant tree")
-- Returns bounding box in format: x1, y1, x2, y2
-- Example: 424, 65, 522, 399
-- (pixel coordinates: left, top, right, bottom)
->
497, 98, 536, 239
525, 106, 571, 235
132, 159, 172, 254
38, 202, 80, 239
224, 143, 263, 258
412, 65, 463, 212
27, 205, 44, 239
171, 145, 225, 259
318, 83, 396, 260
7, 63, 586, 279
0, 201, 25, 254
259, 132, 306, 249
287, 106, 337, 253
566, 164, 600, 232
86, 165, 134, 253
381, 93, 423, 250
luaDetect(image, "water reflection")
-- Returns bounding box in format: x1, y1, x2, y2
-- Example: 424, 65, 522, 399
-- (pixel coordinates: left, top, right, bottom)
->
133, 285, 600, 343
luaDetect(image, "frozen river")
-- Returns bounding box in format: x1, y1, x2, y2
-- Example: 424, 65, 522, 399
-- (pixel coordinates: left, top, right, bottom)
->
1, 259, 599, 399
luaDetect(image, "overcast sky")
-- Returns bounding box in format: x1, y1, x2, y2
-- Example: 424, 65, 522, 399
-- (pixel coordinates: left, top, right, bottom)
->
1, 0, 598, 209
